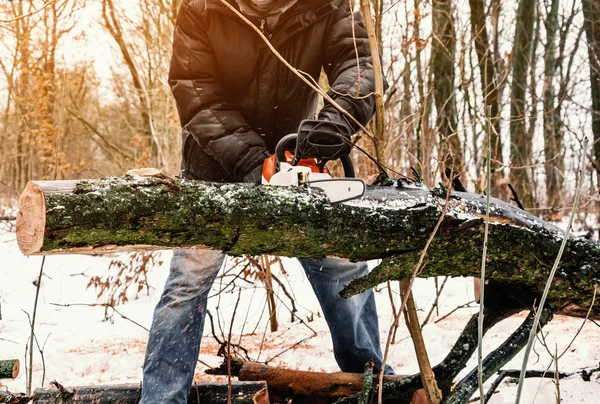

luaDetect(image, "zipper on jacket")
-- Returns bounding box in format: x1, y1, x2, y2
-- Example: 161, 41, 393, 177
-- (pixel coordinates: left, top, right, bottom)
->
259, 19, 272, 39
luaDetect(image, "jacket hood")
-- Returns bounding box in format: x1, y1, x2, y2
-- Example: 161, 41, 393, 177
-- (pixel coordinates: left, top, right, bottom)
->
235, 0, 298, 15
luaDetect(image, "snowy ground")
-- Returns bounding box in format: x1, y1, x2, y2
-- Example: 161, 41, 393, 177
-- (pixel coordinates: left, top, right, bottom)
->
1, 226, 599, 403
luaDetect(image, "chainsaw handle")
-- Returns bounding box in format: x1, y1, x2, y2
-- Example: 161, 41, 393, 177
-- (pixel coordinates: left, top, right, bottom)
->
340, 155, 355, 178
275, 134, 298, 165
274, 133, 355, 178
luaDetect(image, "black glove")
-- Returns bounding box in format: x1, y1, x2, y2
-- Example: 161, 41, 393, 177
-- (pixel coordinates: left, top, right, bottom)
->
295, 118, 352, 161
242, 164, 263, 184
318, 101, 356, 134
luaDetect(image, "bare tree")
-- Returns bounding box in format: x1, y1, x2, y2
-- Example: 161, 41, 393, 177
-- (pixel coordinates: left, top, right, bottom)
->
431, 0, 462, 177
583, 0, 600, 183
509, 0, 537, 208
468, 0, 503, 191
542, 0, 563, 209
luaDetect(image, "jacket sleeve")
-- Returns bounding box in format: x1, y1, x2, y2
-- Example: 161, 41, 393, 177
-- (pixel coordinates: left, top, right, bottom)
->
169, 0, 269, 181
320, 1, 386, 131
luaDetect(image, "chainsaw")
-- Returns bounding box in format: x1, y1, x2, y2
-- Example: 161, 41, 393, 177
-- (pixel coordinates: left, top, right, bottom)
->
261, 120, 366, 204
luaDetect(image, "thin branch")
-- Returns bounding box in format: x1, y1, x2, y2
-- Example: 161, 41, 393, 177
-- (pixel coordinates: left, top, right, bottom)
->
378, 173, 455, 402
0, 1, 55, 24
264, 333, 318, 364
421, 277, 448, 328
67, 108, 135, 163
477, 106, 493, 403
401, 279, 442, 403
556, 285, 598, 360
434, 300, 478, 324
50, 302, 149, 332
26, 257, 46, 395
227, 288, 242, 404
53, 71, 67, 181
515, 137, 588, 403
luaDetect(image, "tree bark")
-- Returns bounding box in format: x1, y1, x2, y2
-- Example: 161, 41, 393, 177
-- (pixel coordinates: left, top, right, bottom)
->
445, 309, 552, 404
15, 170, 600, 316
0, 359, 19, 379
509, 0, 537, 208
582, 0, 600, 187
432, 0, 462, 176
542, 0, 563, 209
31, 382, 268, 403
359, 0, 387, 166
468, 0, 503, 191
400, 280, 442, 404
337, 307, 515, 403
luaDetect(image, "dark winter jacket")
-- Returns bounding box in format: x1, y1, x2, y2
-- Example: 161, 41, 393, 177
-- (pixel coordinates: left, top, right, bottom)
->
170, 0, 380, 182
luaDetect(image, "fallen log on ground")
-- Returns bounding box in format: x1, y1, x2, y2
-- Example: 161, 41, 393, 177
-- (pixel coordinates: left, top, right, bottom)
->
0, 359, 19, 379
14, 170, 600, 403
15, 170, 600, 318
29, 381, 268, 403
216, 360, 407, 403
0, 390, 29, 404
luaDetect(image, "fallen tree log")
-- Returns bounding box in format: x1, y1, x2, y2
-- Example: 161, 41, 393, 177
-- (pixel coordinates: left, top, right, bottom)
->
16, 170, 599, 317
0, 359, 19, 379
0, 390, 29, 404
30, 381, 268, 403
231, 360, 407, 402
15, 171, 600, 403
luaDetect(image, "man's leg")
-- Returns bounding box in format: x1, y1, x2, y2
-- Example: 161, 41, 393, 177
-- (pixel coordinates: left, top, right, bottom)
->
299, 258, 394, 374
140, 249, 225, 404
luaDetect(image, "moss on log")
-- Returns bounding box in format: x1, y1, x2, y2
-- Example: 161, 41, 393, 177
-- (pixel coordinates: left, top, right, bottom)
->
0, 359, 19, 379
16, 172, 600, 315
19, 175, 440, 259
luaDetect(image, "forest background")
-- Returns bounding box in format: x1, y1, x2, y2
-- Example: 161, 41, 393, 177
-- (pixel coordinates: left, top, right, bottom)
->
2, 0, 600, 402
1, 0, 599, 213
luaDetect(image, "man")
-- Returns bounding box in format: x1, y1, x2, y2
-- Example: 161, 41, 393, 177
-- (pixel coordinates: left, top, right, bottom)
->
140, 0, 391, 402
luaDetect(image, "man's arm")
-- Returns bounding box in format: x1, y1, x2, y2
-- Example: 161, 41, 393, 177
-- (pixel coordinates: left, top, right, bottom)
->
169, 0, 269, 181
320, 1, 386, 130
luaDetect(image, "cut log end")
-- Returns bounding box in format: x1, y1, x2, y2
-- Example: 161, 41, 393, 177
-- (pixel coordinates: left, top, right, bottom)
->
16, 182, 46, 256
0, 359, 20, 379
12, 360, 19, 378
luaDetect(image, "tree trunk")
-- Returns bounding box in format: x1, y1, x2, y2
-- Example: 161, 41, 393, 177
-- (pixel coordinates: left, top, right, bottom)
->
542, 0, 563, 209
432, 0, 462, 176
582, 0, 600, 186
359, 0, 387, 165
101, 0, 165, 168
400, 280, 442, 404
31, 382, 268, 403
468, 0, 503, 191
509, 0, 537, 208
0, 359, 19, 379
15, 169, 600, 318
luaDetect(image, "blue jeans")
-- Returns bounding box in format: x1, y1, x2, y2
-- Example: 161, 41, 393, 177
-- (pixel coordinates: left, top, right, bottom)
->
140, 250, 392, 403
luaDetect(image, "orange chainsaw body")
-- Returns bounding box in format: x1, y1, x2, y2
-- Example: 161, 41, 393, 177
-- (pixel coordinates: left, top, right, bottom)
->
262, 151, 328, 183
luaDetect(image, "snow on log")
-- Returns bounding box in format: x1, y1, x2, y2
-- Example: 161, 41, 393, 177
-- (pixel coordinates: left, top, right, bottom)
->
15, 170, 600, 315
